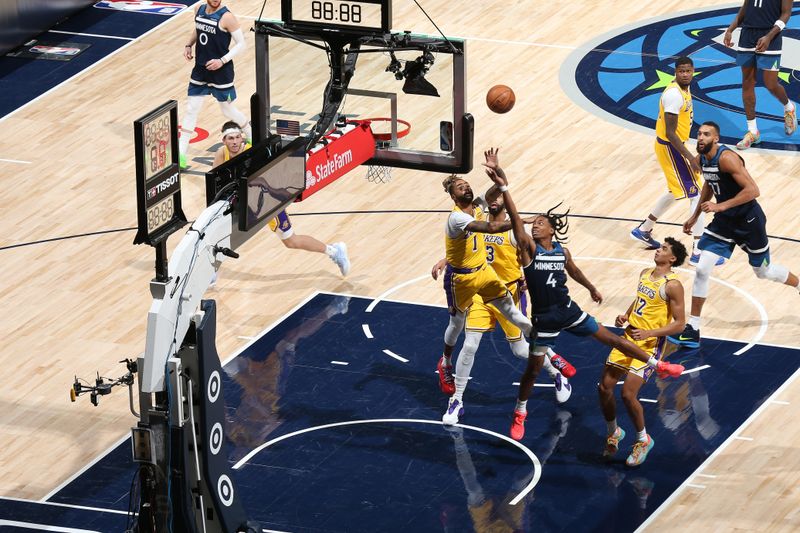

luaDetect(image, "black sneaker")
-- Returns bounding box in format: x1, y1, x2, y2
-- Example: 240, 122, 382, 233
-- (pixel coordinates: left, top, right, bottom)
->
668, 324, 700, 348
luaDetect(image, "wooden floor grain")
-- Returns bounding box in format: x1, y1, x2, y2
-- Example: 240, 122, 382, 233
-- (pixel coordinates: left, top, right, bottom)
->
0, 1, 798, 529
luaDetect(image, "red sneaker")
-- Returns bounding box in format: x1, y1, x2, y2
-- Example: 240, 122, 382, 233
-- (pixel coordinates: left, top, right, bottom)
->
437, 356, 455, 396
656, 360, 684, 379
510, 410, 527, 441
550, 353, 576, 378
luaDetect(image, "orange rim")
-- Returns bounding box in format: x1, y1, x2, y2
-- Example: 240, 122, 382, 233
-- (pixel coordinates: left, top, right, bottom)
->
356, 117, 411, 141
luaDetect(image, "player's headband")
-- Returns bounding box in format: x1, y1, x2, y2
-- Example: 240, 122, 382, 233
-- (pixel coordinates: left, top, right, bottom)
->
222, 127, 242, 138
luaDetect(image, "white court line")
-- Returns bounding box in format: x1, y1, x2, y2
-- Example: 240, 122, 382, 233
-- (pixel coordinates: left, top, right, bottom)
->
237, 335, 255, 340
734, 436, 754, 441
533, 383, 554, 388
49, 29, 134, 41
0, 3, 193, 124
3, 496, 130, 516
232, 418, 542, 506
365, 275, 429, 312
41, 434, 129, 501
382, 349, 408, 363
331, 360, 349, 366
771, 400, 790, 405
640, 398, 658, 403
0, 521, 101, 532
576, 256, 768, 355
0, 158, 32, 164
682, 364, 711, 375
262, 529, 292, 533
361, 324, 373, 338
696, 473, 717, 479
685, 483, 706, 490
635, 364, 800, 532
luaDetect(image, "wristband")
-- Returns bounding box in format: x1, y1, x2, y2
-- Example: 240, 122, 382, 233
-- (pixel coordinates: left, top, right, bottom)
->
499, 185, 508, 192
775, 20, 786, 31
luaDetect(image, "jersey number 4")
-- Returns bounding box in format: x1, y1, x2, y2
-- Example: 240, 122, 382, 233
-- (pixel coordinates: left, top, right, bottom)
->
545, 273, 558, 287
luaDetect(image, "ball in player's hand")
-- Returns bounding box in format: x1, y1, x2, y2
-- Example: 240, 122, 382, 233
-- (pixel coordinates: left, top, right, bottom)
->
486, 85, 515, 114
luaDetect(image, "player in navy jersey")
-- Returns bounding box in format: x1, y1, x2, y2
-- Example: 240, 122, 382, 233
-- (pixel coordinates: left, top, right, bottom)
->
723, 0, 795, 149
671, 121, 800, 347
180, 0, 252, 169
482, 149, 685, 441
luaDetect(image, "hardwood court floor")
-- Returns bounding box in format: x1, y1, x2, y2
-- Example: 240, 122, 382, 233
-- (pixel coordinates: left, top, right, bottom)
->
0, 1, 798, 530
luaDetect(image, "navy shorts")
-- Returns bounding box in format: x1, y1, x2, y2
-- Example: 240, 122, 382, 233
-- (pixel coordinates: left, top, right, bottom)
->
736, 27, 782, 71
698, 204, 770, 266
530, 299, 599, 349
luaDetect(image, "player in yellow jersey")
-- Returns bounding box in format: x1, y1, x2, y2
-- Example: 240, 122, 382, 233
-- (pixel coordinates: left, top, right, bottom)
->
630, 57, 716, 267
438, 155, 533, 396
598, 237, 688, 467
211, 122, 349, 281
432, 197, 577, 423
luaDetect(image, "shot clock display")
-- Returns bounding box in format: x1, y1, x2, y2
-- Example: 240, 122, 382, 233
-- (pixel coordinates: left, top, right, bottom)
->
133, 100, 187, 247
282, 0, 390, 33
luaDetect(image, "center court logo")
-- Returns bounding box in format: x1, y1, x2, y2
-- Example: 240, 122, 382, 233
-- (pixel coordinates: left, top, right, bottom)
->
560, 6, 800, 152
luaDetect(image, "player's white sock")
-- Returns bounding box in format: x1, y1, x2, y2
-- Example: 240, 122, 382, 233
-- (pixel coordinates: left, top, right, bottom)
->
785, 101, 795, 112
747, 119, 758, 134
637, 428, 648, 442
325, 244, 335, 257
515, 399, 527, 413
689, 315, 701, 329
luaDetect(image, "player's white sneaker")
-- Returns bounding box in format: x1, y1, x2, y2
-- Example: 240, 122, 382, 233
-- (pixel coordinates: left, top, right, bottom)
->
442, 397, 464, 425
330, 242, 350, 276
553, 373, 572, 404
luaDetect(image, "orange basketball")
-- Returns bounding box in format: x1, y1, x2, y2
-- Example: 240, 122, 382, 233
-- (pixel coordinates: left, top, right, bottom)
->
486, 84, 516, 114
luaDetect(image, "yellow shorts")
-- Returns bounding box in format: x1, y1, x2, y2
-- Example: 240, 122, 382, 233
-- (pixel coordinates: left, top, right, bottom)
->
444, 263, 509, 315
606, 329, 676, 380
466, 281, 527, 341
654, 137, 702, 200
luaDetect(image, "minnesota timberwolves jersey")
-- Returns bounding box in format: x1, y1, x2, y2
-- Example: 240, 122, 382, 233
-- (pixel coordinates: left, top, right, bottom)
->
522, 242, 570, 312
742, 0, 782, 28
700, 145, 757, 218
191, 5, 234, 88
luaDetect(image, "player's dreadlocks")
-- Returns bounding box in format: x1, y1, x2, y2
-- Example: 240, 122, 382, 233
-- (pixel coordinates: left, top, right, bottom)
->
542, 202, 570, 243
442, 174, 460, 195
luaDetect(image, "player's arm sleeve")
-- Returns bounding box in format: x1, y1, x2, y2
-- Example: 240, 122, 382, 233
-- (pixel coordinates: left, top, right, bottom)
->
221, 29, 246, 64
660, 88, 683, 115
446, 211, 474, 238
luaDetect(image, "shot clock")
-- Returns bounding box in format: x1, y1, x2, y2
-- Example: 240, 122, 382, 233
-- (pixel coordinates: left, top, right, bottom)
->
281, 0, 391, 33
133, 100, 187, 247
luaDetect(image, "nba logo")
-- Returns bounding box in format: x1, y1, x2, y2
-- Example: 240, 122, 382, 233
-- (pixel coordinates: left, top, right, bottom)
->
94, 1, 187, 15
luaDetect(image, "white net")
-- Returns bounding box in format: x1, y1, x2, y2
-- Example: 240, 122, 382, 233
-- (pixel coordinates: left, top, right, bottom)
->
365, 164, 392, 184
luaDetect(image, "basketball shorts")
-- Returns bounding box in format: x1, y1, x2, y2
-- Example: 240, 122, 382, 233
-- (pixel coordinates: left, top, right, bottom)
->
607, 330, 676, 381
444, 263, 509, 315
532, 299, 599, 349
466, 280, 528, 341
698, 204, 770, 266
737, 28, 782, 71
268, 210, 294, 240
655, 137, 702, 199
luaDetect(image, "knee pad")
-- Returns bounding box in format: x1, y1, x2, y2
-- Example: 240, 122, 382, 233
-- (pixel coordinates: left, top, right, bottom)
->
753, 263, 789, 283
218, 100, 248, 125
444, 311, 466, 346
692, 251, 717, 298
510, 339, 529, 360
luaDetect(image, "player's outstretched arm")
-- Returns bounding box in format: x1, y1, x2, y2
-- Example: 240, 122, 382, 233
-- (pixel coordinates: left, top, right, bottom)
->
684, 182, 713, 234
564, 247, 602, 303
483, 166, 534, 265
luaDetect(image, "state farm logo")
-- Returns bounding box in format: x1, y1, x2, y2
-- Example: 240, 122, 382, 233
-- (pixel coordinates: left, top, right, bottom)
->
305, 170, 316, 188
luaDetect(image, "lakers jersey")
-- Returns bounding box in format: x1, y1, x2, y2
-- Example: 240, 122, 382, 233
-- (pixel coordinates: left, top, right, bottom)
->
629, 268, 677, 331
655, 81, 693, 143
223, 142, 251, 161
483, 230, 520, 284
445, 206, 486, 270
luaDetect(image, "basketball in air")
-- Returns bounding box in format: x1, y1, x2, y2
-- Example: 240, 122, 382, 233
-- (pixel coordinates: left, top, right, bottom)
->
486, 84, 515, 114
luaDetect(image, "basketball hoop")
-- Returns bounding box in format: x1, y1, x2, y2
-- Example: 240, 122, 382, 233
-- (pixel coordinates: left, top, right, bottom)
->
360, 117, 411, 184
